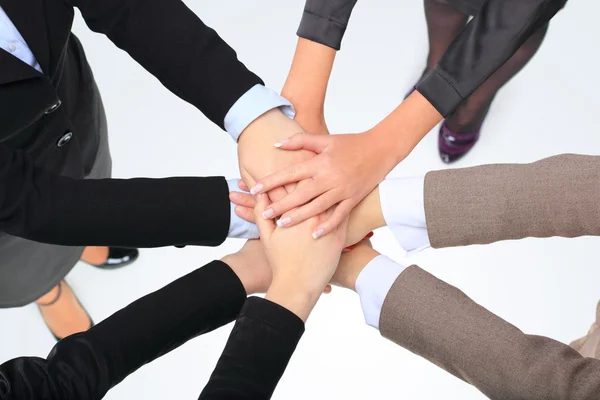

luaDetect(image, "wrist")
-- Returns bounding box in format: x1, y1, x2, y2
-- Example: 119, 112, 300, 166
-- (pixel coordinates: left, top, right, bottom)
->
346, 187, 385, 247
266, 280, 321, 322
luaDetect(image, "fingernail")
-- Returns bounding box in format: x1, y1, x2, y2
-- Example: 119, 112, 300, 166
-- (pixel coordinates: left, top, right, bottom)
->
277, 217, 291, 227
312, 228, 325, 239
274, 138, 290, 148
231, 192, 241, 200
250, 183, 264, 195
262, 208, 275, 219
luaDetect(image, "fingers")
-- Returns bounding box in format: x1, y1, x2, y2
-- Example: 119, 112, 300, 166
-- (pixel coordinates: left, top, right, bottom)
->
253, 193, 276, 237
313, 199, 355, 240
250, 158, 317, 195
274, 189, 342, 228
238, 180, 250, 192
229, 191, 256, 209
235, 205, 255, 223
266, 186, 289, 203
260, 180, 321, 223
274, 132, 329, 153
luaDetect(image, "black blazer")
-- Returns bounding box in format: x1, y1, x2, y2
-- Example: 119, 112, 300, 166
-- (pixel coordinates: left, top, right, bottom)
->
0, 0, 262, 247
0, 261, 303, 400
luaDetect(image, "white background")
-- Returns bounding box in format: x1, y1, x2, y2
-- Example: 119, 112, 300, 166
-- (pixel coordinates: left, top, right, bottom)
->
1, 1, 600, 399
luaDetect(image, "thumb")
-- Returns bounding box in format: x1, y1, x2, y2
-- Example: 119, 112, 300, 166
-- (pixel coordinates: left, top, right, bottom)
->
253, 193, 276, 238
274, 132, 329, 153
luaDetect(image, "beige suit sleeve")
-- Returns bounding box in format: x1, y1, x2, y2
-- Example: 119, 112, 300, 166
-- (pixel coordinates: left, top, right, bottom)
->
424, 154, 600, 248
379, 266, 600, 400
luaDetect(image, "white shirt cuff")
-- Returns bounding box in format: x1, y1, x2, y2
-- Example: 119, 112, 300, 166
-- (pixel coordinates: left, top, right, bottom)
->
379, 176, 430, 253
226, 179, 259, 239
355, 255, 406, 329
224, 84, 295, 142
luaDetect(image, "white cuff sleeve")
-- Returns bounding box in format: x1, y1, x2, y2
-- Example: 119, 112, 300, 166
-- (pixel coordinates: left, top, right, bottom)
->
355, 255, 406, 329
224, 84, 295, 141
379, 176, 430, 253
226, 179, 259, 239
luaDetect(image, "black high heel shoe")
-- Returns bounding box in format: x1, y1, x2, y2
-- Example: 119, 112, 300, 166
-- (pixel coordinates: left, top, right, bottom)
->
88, 247, 139, 270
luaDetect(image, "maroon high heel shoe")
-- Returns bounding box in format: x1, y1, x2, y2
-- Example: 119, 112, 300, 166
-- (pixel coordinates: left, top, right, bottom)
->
438, 121, 482, 163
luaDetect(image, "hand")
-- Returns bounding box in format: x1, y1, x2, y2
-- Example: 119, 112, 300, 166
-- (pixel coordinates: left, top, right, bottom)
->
254, 193, 347, 321
231, 185, 385, 248
221, 239, 272, 295
221, 238, 333, 295
250, 131, 398, 239
237, 109, 314, 202
331, 240, 379, 291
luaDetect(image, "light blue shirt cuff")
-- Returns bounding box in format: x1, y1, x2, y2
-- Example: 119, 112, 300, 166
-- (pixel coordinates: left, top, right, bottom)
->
224, 84, 295, 142
355, 255, 406, 329
379, 176, 431, 254
226, 179, 259, 239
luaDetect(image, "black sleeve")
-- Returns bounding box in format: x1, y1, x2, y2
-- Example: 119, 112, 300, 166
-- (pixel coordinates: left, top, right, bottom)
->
69, 0, 262, 129
416, 0, 566, 117
296, 0, 359, 50
0, 260, 246, 400
199, 297, 305, 400
0, 144, 230, 247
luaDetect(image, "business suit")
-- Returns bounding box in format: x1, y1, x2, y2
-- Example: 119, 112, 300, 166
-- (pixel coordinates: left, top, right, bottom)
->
375, 154, 600, 399
0, 262, 302, 400
0, 0, 262, 306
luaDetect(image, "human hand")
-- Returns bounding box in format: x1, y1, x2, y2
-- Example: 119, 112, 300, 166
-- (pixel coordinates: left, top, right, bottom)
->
250, 131, 398, 239
237, 108, 314, 202
254, 193, 347, 321
221, 239, 272, 295
221, 238, 333, 296
231, 185, 385, 248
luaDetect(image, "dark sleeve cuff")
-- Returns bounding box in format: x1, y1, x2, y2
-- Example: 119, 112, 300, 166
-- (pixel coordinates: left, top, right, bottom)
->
415, 68, 465, 117
241, 297, 305, 341
297, 9, 347, 50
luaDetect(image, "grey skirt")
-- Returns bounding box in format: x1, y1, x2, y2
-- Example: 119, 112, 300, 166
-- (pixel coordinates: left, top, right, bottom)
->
0, 88, 112, 308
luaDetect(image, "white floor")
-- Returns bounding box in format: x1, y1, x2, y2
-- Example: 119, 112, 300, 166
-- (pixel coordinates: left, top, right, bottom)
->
2, 1, 599, 399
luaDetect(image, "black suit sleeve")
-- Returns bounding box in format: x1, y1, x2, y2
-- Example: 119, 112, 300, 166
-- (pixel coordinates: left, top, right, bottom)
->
199, 297, 305, 400
0, 260, 246, 400
416, 0, 566, 117
69, 0, 262, 129
0, 144, 230, 247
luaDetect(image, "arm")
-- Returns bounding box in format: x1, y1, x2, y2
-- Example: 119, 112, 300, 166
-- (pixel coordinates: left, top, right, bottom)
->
199, 194, 347, 399
333, 243, 600, 400
70, 0, 261, 129
0, 240, 275, 400
251, 0, 566, 236
425, 153, 600, 248
0, 144, 246, 247
380, 265, 600, 400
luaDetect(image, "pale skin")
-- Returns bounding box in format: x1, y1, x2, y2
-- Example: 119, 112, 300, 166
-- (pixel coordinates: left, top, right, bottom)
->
249, 38, 443, 239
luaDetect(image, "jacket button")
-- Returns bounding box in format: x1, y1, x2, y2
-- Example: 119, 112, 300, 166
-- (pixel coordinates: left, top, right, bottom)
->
45, 100, 62, 114
57, 132, 72, 147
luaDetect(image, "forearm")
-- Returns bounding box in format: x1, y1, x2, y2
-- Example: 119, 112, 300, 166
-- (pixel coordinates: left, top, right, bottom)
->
282, 38, 336, 120
73, 0, 261, 129
199, 297, 305, 400
425, 154, 600, 248
368, 91, 443, 164
1, 146, 231, 247
0, 261, 247, 400
417, 0, 564, 116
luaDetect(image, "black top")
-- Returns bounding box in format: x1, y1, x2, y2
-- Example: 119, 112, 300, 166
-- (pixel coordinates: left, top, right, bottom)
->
0, 0, 261, 248
199, 297, 305, 399
297, 0, 566, 117
0, 262, 305, 400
